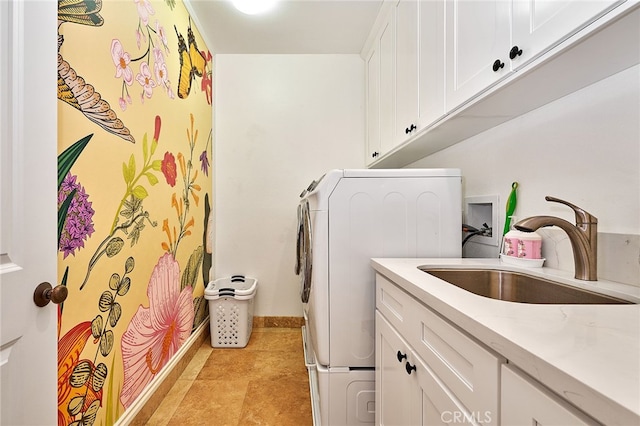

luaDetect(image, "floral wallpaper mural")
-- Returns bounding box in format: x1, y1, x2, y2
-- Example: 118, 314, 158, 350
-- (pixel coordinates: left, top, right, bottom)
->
56, 1, 213, 425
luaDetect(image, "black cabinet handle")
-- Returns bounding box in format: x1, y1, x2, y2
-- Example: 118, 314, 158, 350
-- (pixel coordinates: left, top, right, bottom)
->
492, 59, 505, 72
405, 362, 417, 375
371, 151, 379, 158
509, 46, 523, 60
405, 124, 417, 134
397, 350, 407, 362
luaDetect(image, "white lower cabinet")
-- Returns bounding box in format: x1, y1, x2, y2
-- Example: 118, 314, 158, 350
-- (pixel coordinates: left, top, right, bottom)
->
376, 312, 479, 425
375, 273, 607, 425
376, 275, 500, 425
501, 365, 599, 425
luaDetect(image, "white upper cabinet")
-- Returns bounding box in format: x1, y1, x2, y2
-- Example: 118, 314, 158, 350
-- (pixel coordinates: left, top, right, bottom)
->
363, 0, 635, 167
366, 8, 395, 165
379, 11, 395, 158
418, 0, 446, 131
366, 48, 381, 163
445, 0, 511, 111
394, 0, 420, 143
511, 0, 622, 69
366, 0, 446, 163
396, 0, 446, 144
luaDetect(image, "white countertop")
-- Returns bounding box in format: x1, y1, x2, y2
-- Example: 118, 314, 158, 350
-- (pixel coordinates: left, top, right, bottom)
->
371, 258, 640, 426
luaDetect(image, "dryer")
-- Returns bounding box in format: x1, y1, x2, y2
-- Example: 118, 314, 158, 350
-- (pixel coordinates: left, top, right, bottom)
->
296, 169, 462, 426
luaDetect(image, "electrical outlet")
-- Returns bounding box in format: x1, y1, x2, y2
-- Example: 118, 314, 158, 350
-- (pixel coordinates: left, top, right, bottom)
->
464, 195, 499, 247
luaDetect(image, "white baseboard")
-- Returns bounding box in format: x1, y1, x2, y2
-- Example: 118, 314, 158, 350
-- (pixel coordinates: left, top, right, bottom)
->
115, 318, 209, 425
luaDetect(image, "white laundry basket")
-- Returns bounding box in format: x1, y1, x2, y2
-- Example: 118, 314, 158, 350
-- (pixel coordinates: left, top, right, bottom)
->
204, 275, 258, 348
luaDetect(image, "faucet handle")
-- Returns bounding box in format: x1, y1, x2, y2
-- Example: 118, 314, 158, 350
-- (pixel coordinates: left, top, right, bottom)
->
545, 196, 597, 225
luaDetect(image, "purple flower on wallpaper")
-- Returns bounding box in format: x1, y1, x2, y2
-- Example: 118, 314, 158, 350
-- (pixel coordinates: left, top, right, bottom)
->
199, 150, 210, 176
58, 173, 95, 258
134, 0, 155, 26
111, 39, 134, 86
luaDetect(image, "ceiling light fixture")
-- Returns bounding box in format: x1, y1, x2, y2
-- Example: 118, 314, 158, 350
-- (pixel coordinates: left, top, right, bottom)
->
231, 0, 278, 15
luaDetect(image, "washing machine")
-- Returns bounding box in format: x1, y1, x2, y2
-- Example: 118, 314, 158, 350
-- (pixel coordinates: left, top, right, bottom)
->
296, 169, 462, 426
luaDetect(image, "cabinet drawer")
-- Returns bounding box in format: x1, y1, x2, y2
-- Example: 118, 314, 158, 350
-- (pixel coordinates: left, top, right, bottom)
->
376, 274, 414, 339
501, 364, 599, 425
406, 296, 502, 425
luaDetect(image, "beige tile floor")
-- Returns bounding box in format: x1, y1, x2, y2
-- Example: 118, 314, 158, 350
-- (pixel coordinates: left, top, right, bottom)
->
146, 327, 313, 426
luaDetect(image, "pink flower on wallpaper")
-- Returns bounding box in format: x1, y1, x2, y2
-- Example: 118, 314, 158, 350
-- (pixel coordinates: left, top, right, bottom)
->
118, 94, 133, 112
156, 20, 170, 53
161, 152, 177, 187
136, 62, 157, 100
135, 28, 146, 49
153, 48, 170, 94
111, 39, 134, 86
120, 253, 194, 408
134, 0, 155, 26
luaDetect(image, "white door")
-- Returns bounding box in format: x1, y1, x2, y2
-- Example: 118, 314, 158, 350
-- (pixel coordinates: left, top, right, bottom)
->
0, 2, 58, 425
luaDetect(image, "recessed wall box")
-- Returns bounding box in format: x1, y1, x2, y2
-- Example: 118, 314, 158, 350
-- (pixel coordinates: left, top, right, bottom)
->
465, 195, 499, 247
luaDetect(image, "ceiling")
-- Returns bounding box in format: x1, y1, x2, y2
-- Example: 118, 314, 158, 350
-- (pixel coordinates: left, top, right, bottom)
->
185, 0, 384, 54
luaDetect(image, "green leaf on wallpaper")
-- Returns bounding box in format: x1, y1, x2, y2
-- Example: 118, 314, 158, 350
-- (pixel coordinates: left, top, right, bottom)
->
108, 302, 122, 327
104, 356, 120, 426
59, 266, 69, 317
105, 237, 124, 257
181, 245, 204, 291
68, 395, 85, 416
192, 296, 208, 332
142, 133, 149, 164
70, 360, 92, 387
150, 138, 158, 156
145, 172, 159, 186
131, 185, 148, 200
128, 154, 136, 180
92, 362, 108, 393
58, 134, 93, 189
58, 189, 77, 245
201, 193, 212, 287
151, 159, 162, 171
99, 330, 114, 357
122, 161, 131, 184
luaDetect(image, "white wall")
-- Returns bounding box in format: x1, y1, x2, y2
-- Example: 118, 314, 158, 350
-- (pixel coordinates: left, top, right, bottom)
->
214, 54, 365, 316
408, 65, 640, 284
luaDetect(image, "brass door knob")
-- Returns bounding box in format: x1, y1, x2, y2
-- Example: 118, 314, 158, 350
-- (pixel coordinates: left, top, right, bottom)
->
33, 282, 68, 307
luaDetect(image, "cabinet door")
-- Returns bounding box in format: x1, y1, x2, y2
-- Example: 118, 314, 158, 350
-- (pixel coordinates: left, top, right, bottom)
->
418, 0, 445, 130
501, 365, 598, 425
377, 311, 479, 426
407, 295, 500, 425
366, 46, 381, 164
379, 9, 396, 156
376, 311, 415, 426
413, 354, 480, 426
395, 0, 419, 142
511, 0, 622, 69
396, 0, 446, 144
445, 0, 511, 111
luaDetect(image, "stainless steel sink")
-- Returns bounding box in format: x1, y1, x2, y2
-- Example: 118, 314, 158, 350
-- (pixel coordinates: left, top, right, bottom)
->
420, 268, 634, 305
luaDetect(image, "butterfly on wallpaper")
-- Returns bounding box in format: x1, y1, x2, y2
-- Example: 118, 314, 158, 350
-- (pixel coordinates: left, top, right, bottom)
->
58, 0, 104, 27
57, 0, 135, 143
174, 21, 208, 99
